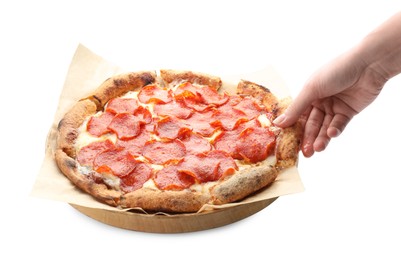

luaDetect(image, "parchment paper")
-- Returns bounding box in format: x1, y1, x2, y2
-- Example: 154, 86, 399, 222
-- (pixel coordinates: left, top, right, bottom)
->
31, 43, 304, 214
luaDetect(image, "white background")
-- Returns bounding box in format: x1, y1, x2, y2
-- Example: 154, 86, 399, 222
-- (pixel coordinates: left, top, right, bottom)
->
1, 1, 401, 259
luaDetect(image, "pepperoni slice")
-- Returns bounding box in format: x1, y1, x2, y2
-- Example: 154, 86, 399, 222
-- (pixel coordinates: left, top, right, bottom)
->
174, 82, 228, 107
106, 98, 139, 114
182, 97, 214, 112
115, 126, 151, 156
233, 97, 265, 119
196, 86, 229, 106
138, 84, 172, 104
183, 110, 217, 137
212, 95, 260, 130
93, 147, 139, 177
174, 82, 213, 112
156, 116, 192, 140
107, 113, 141, 140
237, 127, 276, 163
224, 95, 242, 106
77, 139, 115, 166
87, 112, 115, 137
133, 106, 153, 124
210, 108, 248, 130
173, 82, 199, 97
153, 101, 193, 119
142, 139, 186, 165
213, 119, 263, 159
178, 153, 220, 182
154, 165, 195, 190
212, 130, 242, 159
208, 150, 238, 179
179, 132, 212, 155
120, 162, 153, 193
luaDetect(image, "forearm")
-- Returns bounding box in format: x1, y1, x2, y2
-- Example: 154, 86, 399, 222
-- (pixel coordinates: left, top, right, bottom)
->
358, 12, 401, 80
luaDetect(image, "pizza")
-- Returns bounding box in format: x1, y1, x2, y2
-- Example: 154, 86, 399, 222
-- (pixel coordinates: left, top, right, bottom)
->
55, 69, 302, 213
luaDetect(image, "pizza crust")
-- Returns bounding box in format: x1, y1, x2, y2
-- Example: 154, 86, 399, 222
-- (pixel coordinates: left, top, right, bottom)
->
160, 69, 222, 90
211, 159, 278, 205
89, 71, 157, 108
57, 99, 98, 157
275, 122, 302, 168
120, 188, 211, 213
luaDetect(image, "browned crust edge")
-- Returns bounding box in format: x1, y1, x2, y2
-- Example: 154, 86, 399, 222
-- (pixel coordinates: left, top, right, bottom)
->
274, 97, 303, 168
160, 69, 222, 90
88, 71, 157, 108
120, 189, 211, 213
56, 99, 98, 158
211, 160, 278, 205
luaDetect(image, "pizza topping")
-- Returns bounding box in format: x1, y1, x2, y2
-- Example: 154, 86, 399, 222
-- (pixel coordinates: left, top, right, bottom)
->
183, 110, 217, 137
156, 116, 192, 140
142, 139, 186, 165
133, 106, 153, 124
178, 150, 237, 183
210, 108, 248, 131
115, 127, 151, 155
153, 101, 193, 119
196, 86, 229, 106
209, 150, 238, 179
237, 127, 276, 163
213, 130, 242, 159
154, 165, 196, 190
213, 119, 276, 162
178, 153, 219, 182
93, 147, 140, 177
87, 112, 115, 137
173, 82, 200, 98
107, 113, 142, 140
120, 162, 153, 193
179, 132, 212, 154
106, 98, 140, 114
174, 82, 227, 112
138, 84, 172, 104
174, 82, 228, 106
76, 139, 115, 166
233, 97, 265, 119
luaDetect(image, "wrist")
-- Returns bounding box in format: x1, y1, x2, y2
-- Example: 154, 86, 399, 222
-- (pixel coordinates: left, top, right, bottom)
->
357, 12, 401, 81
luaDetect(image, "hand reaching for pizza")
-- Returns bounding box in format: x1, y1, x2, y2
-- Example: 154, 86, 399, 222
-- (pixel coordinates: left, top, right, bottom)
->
274, 11, 401, 157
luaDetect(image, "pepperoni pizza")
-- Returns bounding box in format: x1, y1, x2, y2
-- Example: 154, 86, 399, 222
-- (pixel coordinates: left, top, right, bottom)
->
55, 70, 302, 213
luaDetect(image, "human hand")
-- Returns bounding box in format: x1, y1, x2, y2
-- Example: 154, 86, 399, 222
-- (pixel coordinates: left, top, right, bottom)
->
273, 49, 387, 157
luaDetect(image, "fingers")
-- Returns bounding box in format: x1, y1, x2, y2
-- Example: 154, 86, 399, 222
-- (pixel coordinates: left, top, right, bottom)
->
327, 113, 351, 138
301, 108, 351, 157
301, 107, 325, 157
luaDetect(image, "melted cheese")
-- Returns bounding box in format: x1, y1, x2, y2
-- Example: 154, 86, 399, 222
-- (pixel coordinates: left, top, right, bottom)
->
257, 114, 271, 127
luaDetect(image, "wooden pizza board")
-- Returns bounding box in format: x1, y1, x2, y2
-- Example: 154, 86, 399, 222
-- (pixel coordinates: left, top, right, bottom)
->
70, 197, 277, 233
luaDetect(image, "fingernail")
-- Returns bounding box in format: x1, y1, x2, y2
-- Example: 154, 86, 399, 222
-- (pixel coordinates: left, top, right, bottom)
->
302, 142, 314, 157
273, 114, 286, 125
330, 127, 341, 138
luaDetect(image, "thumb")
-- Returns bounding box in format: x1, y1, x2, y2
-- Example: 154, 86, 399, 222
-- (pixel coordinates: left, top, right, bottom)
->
273, 91, 314, 127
